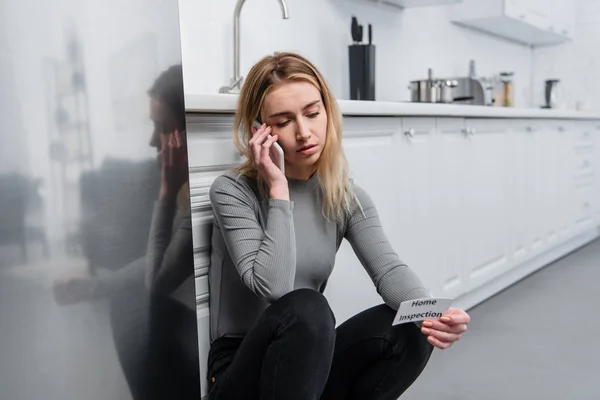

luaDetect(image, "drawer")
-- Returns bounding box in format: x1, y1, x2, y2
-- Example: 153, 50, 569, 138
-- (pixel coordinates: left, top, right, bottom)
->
192, 214, 213, 251
573, 172, 595, 189
189, 176, 216, 212
575, 129, 594, 141
573, 187, 595, 224
194, 251, 211, 278
437, 117, 465, 134
402, 117, 436, 135
465, 118, 510, 133
195, 276, 209, 301
343, 117, 400, 138
572, 125, 595, 151
573, 156, 593, 172
573, 140, 595, 153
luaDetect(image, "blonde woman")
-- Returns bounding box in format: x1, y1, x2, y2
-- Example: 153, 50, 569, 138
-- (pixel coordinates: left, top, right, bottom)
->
207, 52, 471, 400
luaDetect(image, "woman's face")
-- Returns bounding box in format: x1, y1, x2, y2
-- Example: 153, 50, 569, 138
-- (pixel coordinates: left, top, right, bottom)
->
261, 81, 328, 180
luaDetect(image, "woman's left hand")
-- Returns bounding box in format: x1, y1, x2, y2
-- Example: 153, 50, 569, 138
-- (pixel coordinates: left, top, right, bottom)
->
159, 130, 188, 201
420, 308, 470, 350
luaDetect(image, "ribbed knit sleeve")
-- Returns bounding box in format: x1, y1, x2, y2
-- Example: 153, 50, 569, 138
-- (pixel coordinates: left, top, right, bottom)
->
344, 184, 431, 310
145, 200, 194, 296
209, 174, 296, 303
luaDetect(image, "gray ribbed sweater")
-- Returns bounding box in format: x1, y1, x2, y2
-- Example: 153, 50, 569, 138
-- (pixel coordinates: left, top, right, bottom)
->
208, 171, 430, 341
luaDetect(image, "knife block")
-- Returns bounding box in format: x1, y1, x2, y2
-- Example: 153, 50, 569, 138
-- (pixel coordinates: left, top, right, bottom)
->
349, 44, 376, 101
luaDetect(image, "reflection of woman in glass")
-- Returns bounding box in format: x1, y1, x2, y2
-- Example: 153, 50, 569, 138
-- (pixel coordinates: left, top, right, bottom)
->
53, 65, 200, 399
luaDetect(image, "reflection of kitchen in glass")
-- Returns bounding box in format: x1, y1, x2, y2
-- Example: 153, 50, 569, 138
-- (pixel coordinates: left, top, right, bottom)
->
44, 28, 93, 256
0, 0, 201, 399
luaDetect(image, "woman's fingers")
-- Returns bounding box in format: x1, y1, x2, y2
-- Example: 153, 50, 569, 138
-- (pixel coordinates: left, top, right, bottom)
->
250, 125, 271, 165
174, 129, 183, 148
260, 134, 278, 166
160, 135, 171, 167
249, 123, 268, 144
422, 326, 461, 343
422, 320, 467, 334
441, 308, 471, 325
427, 335, 454, 350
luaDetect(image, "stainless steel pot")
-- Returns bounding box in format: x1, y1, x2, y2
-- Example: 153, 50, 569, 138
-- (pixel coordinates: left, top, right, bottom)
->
440, 80, 458, 103
409, 79, 457, 103
409, 79, 437, 103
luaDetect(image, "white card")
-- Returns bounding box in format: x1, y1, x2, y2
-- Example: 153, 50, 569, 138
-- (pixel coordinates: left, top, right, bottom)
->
392, 297, 454, 326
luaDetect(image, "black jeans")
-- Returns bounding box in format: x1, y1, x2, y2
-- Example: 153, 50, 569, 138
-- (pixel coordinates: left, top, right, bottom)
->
207, 289, 433, 400
110, 279, 201, 400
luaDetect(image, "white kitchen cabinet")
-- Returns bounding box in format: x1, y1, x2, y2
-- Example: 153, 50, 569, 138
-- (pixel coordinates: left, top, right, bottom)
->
570, 121, 597, 233
433, 118, 470, 298
553, 122, 575, 240
362, 0, 462, 9
449, 0, 574, 46
395, 118, 442, 296
507, 120, 573, 259
537, 122, 566, 246
505, 0, 550, 31
327, 117, 403, 324
461, 119, 511, 291
507, 120, 538, 262
549, 0, 574, 39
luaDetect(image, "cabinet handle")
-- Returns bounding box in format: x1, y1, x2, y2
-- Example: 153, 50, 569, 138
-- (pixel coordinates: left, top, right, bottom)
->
558, 126, 565, 132
404, 128, 415, 138
526, 126, 534, 133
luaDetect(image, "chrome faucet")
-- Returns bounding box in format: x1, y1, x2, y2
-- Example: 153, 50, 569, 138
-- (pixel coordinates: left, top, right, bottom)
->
219, 0, 289, 94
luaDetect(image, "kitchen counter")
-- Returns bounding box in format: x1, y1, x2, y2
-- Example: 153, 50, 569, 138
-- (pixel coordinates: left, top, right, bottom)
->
185, 93, 600, 120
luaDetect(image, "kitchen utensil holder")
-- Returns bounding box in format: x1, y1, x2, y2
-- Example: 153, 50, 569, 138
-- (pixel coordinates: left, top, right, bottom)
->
349, 44, 376, 101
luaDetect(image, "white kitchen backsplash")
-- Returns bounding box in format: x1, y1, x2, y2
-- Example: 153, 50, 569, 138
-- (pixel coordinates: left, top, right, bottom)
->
179, 0, 534, 106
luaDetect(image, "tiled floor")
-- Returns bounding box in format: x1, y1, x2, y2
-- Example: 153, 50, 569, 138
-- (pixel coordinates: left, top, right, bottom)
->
403, 239, 600, 400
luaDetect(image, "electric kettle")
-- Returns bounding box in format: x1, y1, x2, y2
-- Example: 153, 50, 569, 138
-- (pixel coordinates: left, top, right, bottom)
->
543, 79, 561, 109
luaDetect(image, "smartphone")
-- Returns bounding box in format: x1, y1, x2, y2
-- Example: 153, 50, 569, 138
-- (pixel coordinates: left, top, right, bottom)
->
252, 120, 285, 173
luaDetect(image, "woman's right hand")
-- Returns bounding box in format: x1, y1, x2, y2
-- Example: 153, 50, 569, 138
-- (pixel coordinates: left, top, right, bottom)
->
249, 123, 289, 200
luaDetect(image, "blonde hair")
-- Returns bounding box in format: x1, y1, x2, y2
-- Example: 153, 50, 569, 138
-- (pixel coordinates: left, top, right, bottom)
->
233, 52, 356, 223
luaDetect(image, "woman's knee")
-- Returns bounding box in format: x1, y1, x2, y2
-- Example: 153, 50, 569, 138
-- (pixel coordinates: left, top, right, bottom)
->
393, 323, 434, 366
270, 289, 336, 339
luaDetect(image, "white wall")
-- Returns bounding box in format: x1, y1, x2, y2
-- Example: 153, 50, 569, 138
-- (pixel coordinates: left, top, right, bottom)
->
532, 0, 600, 111
179, 0, 535, 106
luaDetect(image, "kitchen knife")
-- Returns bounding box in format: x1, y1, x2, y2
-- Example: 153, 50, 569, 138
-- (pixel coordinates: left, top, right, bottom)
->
351, 16, 359, 43
358, 24, 363, 44
368, 24, 372, 45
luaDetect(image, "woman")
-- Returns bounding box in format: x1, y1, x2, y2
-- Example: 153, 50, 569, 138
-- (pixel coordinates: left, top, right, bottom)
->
207, 52, 471, 400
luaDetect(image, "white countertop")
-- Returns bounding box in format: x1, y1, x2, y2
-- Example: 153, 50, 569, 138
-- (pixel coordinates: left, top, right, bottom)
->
185, 94, 600, 120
